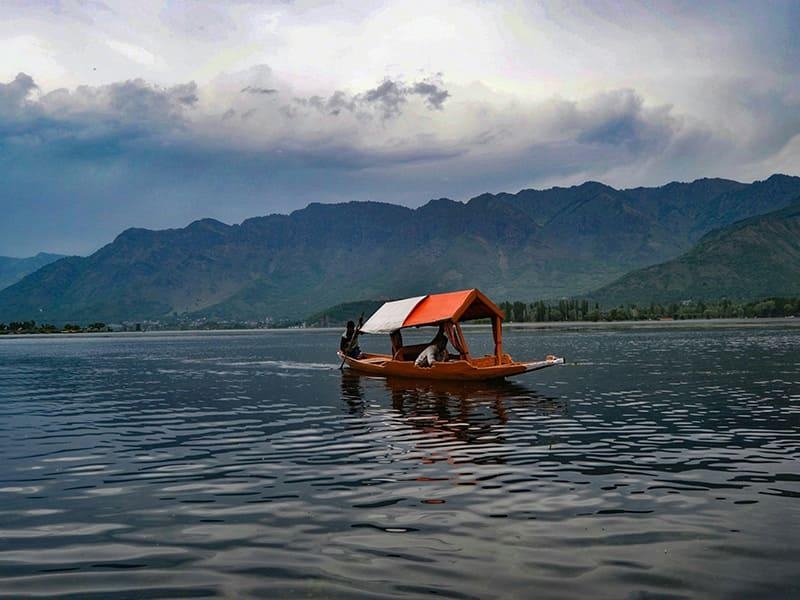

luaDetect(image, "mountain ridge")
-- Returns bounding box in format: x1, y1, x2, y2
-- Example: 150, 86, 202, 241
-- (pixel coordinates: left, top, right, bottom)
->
1, 174, 799, 323
0, 253, 67, 292
590, 197, 800, 305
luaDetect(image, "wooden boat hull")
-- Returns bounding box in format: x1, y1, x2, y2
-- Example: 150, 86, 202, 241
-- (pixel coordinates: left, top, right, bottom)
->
338, 352, 564, 381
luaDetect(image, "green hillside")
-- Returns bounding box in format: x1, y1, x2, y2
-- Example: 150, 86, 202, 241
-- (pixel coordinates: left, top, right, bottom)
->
591, 199, 800, 305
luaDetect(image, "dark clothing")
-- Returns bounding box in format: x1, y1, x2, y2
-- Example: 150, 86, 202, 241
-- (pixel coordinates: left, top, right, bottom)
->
340, 330, 361, 358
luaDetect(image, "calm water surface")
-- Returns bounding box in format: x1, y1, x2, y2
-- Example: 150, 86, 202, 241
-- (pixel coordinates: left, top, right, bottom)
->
0, 325, 798, 599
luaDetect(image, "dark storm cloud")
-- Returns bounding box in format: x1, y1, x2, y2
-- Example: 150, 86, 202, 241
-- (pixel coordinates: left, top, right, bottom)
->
291, 76, 450, 119
0, 75, 197, 151
574, 90, 674, 153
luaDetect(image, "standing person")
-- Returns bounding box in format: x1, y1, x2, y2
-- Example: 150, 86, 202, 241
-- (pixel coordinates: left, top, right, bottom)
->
340, 320, 362, 358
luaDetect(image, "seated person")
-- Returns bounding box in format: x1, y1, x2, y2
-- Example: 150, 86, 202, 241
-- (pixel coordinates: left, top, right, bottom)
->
340, 320, 362, 358
414, 330, 449, 367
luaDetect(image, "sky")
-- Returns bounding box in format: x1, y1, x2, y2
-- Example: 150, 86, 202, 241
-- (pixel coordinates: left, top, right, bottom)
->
1, 0, 799, 256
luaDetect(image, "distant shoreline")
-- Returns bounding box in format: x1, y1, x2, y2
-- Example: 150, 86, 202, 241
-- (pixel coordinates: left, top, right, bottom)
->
1, 316, 797, 339
498, 316, 800, 330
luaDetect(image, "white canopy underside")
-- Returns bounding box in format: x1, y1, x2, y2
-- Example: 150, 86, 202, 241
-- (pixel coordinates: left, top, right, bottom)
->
360, 295, 426, 334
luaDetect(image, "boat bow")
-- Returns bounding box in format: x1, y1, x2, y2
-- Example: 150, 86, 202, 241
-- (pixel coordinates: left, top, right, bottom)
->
521, 356, 565, 372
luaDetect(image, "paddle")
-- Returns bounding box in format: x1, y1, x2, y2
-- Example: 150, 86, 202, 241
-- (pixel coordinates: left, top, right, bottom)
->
339, 313, 364, 370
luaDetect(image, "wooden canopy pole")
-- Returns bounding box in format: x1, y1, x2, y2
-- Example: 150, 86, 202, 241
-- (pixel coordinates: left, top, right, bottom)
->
453, 322, 471, 360
492, 316, 503, 364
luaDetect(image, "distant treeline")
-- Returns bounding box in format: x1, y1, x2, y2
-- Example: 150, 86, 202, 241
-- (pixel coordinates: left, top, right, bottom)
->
309, 296, 800, 328
4, 298, 799, 333
0, 321, 110, 334
498, 297, 800, 322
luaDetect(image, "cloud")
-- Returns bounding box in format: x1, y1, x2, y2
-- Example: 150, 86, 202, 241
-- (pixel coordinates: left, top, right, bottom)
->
411, 80, 449, 110
363, 75, 450, 115
363, 79, 406, 117
0, 0, 798, 260
102, 79, 198, 119
289, 91, 357, 118
365, 76, 450, 113
0, 72, 38, 115
574, 90, 675, 154
241, 86, 278, 95
105, 39, 162, 67
0, 69, 788, 182
8, 75, 196, 127
0, 65, 798, 256
0, 74, 203, 185
289, 75, 450, 120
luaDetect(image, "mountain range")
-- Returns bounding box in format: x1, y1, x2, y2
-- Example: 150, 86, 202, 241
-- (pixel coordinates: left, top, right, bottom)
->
0, 174, 798, 323
0, 253, 65, 292
591, 199, 800, 305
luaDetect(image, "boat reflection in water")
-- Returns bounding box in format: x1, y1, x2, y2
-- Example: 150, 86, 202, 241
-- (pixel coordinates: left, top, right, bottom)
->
340, 372, 568, 467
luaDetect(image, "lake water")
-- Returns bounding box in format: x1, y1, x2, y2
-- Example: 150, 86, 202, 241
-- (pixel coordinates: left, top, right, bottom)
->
0, 325, 798, 599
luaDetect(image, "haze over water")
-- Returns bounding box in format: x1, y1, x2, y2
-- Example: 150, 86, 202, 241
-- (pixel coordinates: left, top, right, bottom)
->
0, 325, 798, 599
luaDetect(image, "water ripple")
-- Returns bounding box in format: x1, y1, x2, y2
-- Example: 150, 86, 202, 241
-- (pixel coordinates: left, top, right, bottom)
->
0, 327, 798, 598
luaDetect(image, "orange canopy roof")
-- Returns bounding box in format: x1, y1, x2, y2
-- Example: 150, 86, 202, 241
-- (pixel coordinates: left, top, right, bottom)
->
403, 288, 504, 327
360, 288, 506, 334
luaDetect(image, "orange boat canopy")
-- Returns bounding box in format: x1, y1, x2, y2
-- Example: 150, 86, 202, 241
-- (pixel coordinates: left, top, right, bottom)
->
361, 289, 504, 334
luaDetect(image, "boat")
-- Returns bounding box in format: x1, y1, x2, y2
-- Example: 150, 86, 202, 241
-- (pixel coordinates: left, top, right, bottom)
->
338, 288, 564, 381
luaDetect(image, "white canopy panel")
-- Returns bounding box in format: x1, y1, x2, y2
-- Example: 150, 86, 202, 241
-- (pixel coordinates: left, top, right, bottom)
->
360, 295, 427, 334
